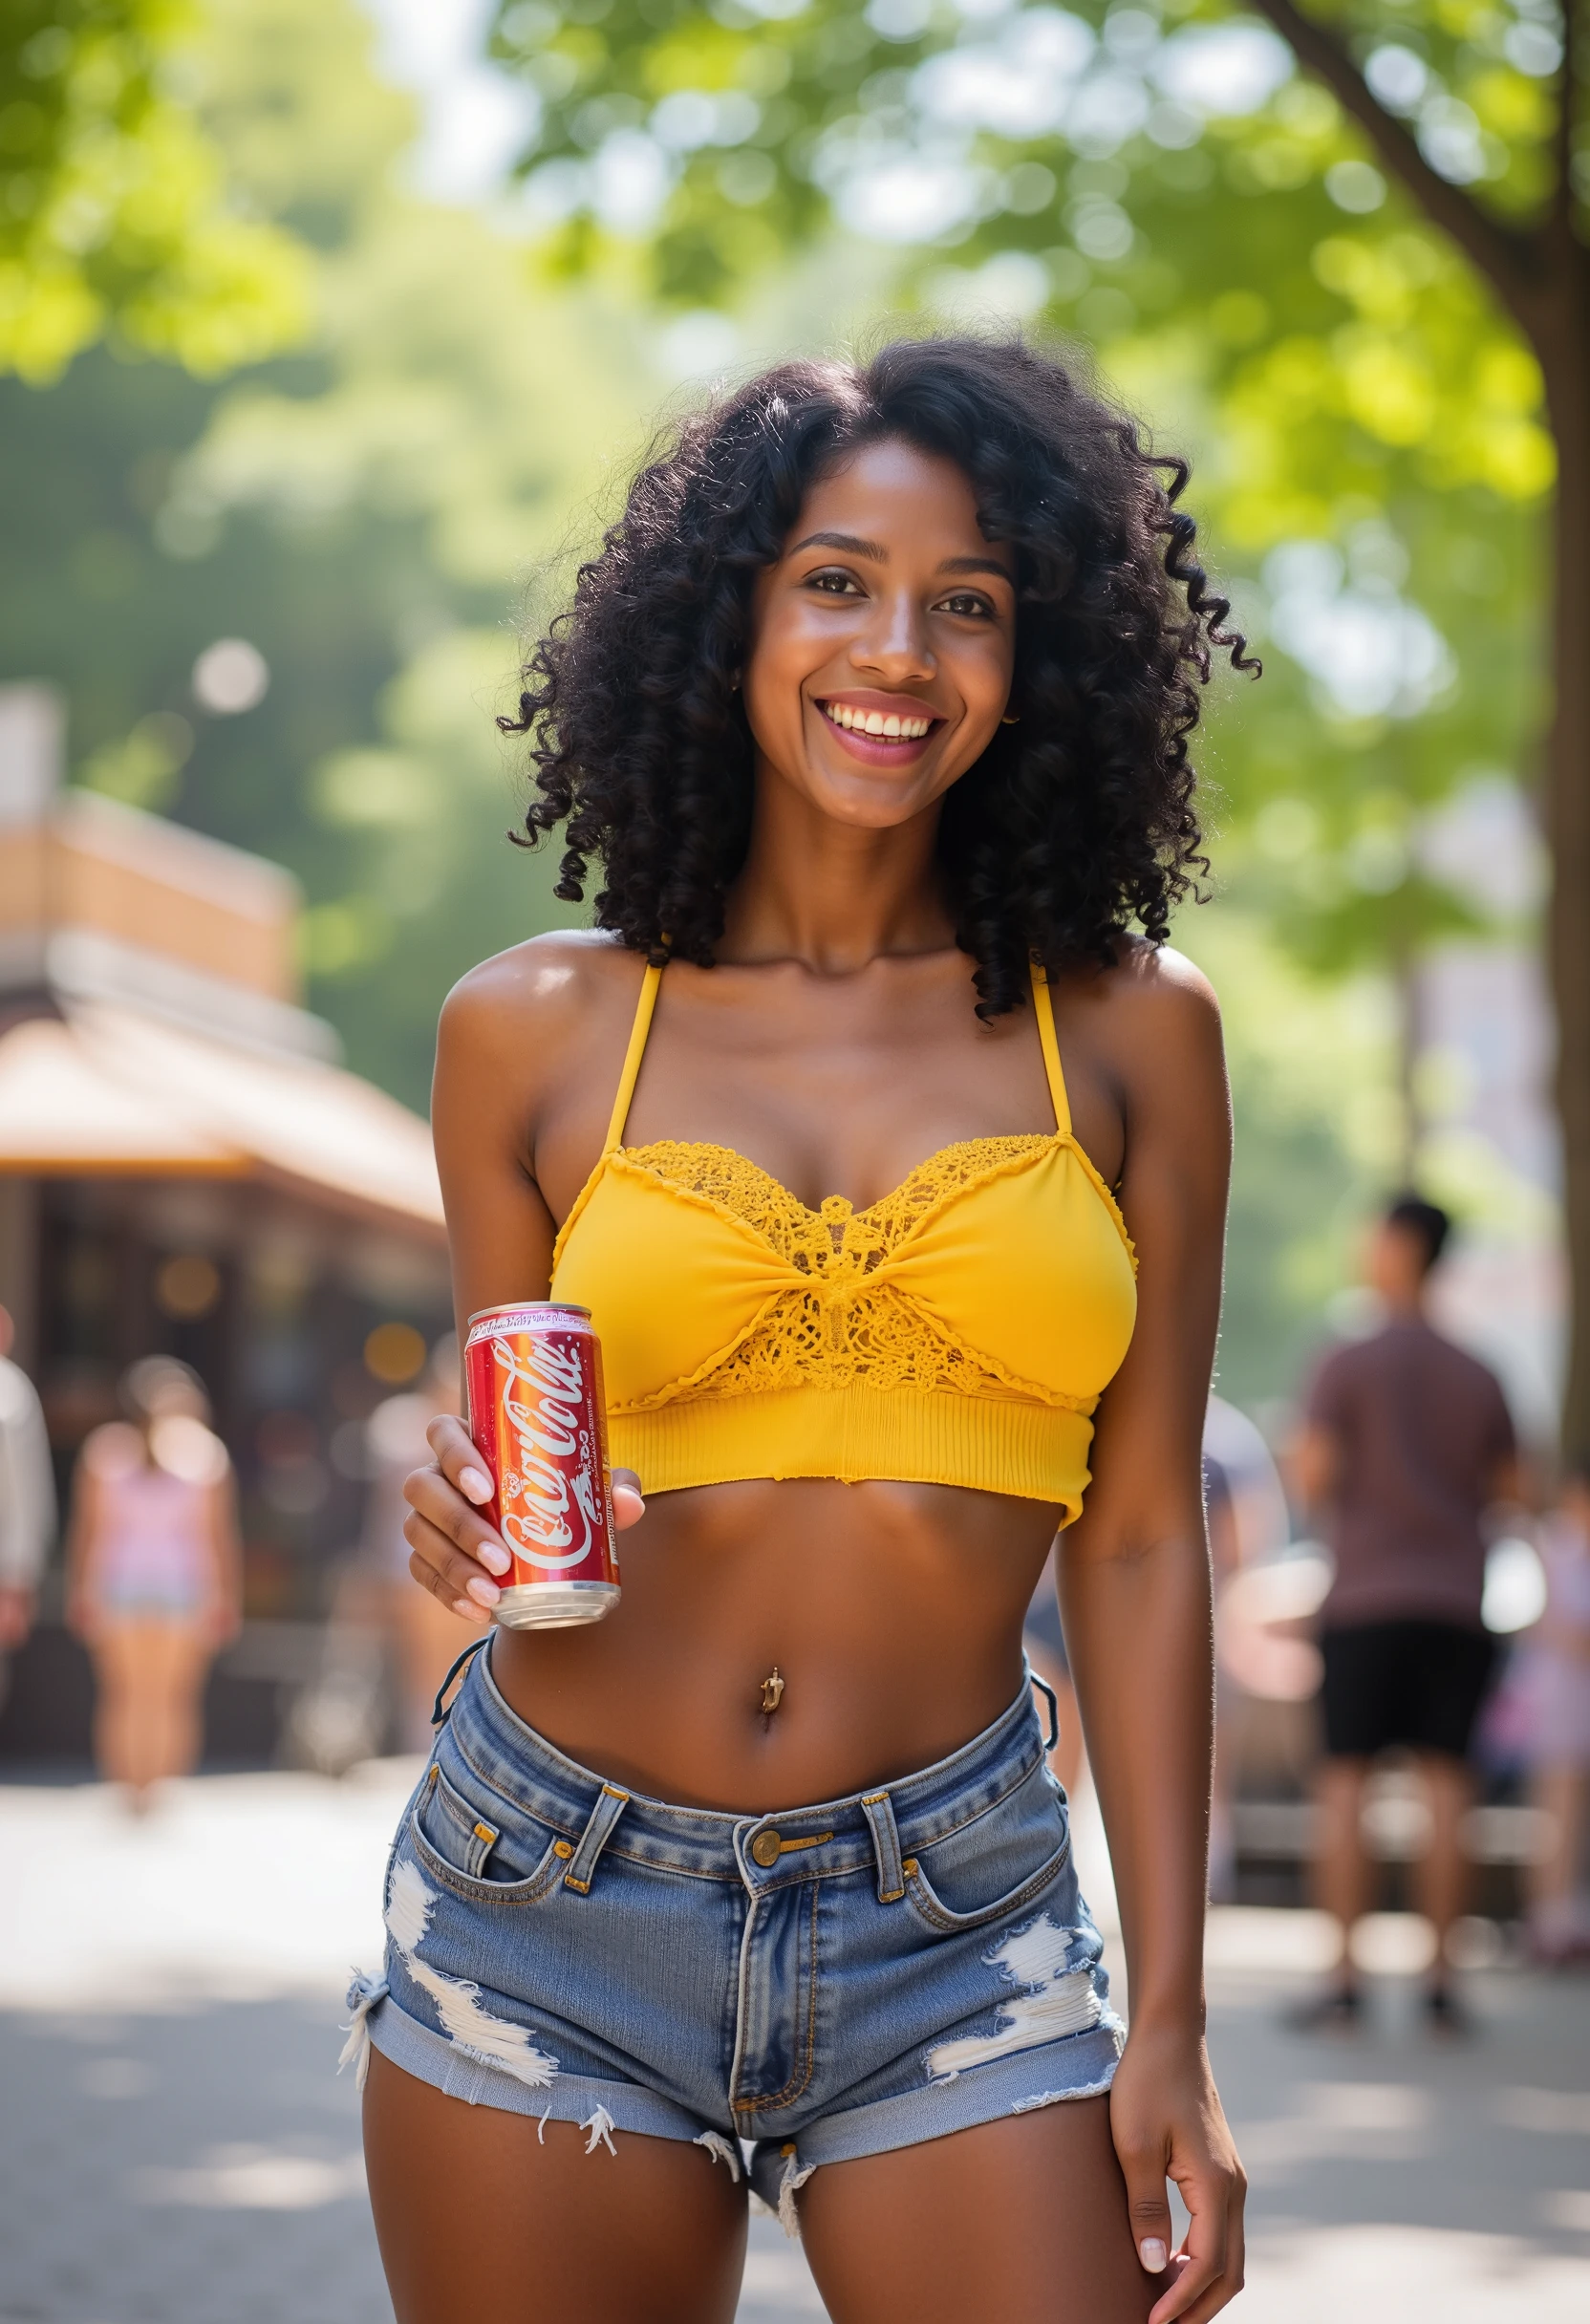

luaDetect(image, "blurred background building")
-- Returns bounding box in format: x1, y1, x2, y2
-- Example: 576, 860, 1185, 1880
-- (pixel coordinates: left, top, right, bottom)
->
0, 680, 449, 1761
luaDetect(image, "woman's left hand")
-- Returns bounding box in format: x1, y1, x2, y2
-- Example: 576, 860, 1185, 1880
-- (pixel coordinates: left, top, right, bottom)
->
1108, 2022, 1245, 2323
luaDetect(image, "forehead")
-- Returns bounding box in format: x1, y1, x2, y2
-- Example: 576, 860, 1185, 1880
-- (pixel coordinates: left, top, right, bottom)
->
788, 438, 1013, 569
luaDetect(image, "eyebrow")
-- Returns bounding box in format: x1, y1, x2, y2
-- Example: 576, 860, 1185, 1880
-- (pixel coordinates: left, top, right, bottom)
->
789, 530, 1013, 582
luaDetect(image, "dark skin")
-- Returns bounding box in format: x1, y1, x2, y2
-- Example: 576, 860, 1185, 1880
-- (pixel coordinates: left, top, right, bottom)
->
374, 439, 1244, 2323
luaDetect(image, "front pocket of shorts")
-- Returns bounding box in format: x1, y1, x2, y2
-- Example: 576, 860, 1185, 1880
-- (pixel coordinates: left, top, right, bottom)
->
408, 1763, 569, 1904
904, 1837, 1070, 1933
903, 1777, 1072, 1934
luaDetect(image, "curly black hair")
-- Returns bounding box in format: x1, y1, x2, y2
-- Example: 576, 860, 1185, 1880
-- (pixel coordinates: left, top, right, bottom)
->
503, 333, 1253, 1020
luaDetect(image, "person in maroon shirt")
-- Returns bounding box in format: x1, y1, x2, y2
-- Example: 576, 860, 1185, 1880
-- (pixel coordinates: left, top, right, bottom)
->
1293, 1196, 1522, 2034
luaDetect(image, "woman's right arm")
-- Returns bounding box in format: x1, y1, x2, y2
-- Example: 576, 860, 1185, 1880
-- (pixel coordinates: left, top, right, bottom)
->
401, 948, 644, 1623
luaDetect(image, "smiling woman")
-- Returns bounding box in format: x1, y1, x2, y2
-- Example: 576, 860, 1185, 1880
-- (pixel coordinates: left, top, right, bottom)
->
360, 334, 1251, 2324
506, 336, 1246, 1022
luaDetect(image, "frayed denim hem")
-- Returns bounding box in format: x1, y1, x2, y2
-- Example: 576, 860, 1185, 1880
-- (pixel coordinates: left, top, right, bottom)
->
363, 1989, 728, 2152
741, 2018, 1125, 2229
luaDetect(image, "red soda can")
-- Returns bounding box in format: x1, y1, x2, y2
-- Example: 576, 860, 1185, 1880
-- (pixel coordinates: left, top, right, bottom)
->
462, 1302, 620, 1629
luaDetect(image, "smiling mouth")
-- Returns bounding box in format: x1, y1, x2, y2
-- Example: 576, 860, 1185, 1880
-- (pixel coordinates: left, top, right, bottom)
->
817, 699, 940, 744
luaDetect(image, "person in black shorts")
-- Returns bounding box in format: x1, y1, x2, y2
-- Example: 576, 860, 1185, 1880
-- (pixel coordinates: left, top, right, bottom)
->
1294, 1195, 1521, 2033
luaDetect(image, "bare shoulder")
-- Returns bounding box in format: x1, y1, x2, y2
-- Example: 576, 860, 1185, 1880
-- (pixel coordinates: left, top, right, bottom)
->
1102, 936, 1219, 1022
1075, 937, 1223, 1066
439, 931, 646, 1069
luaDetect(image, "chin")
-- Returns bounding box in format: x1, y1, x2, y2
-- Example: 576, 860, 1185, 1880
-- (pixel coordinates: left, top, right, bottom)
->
804, 769, 938, 829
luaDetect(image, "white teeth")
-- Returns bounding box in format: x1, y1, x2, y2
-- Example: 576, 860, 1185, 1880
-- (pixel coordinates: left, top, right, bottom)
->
824, 702, 931, 740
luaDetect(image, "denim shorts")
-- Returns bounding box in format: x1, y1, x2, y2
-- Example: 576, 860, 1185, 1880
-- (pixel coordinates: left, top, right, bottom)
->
346, 1642, 1122, 2223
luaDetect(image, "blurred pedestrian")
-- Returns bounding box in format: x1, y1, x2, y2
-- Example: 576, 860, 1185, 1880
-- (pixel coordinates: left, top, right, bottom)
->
1201, 1399, 1293, 1900
66, 1357, 241, 1811
1514, 1468, 1590, 1963
0, 1302, 54, 1711
362, 1338, 466, 1752
1292, 1194, 1520, 2033
1205, 1451, 1241, 1902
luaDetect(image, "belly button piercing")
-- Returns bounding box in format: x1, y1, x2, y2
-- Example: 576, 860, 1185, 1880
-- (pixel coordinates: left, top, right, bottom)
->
760, 1667, 785, 1715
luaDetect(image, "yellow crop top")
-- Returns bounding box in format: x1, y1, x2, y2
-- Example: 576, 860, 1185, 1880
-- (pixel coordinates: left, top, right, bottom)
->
549, 960, 1138, 1520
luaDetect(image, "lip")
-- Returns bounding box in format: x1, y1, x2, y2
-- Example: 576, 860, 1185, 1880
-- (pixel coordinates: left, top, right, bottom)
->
813, 692, 945, 768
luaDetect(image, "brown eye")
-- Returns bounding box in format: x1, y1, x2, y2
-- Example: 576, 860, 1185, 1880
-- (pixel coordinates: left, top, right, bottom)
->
807, 569, 863, 596
938, 592, 994, 619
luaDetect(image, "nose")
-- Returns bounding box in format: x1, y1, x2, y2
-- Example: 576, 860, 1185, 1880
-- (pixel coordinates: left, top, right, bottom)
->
850, 587, 935, 683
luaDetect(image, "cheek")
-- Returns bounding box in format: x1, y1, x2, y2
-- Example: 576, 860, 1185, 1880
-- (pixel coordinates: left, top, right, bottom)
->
741, 655, 796, 756
949, 635, 1017, 738
969, 628, 1017, 699
741, 613, 820, 745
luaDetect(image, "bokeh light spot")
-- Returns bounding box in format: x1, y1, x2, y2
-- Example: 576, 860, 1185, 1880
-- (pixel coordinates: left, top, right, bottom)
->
365, 1321, 426, 1385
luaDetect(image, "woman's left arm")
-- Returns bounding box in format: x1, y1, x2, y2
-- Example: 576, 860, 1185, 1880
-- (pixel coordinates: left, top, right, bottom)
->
1060, 949, 1244, 2324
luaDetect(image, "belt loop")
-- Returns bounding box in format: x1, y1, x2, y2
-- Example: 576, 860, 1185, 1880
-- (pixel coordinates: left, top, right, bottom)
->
1026, 1657, 1061, 1755
861, 1791, 906, 1904
563, 1783, 630, 1894
431, 1635, 488, 1728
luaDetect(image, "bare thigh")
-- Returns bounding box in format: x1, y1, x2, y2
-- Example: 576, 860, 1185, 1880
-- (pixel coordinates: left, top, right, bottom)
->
800, 2097, 1168, 2324
96, 1621, 208, 1691
362, 2048, 748, 2324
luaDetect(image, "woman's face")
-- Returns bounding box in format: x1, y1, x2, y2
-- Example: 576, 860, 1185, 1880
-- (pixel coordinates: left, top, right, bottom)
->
742, 437, 1017, 830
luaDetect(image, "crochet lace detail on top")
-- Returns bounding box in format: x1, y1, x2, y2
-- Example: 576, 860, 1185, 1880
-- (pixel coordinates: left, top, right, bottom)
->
613, 1135, 1098, 1413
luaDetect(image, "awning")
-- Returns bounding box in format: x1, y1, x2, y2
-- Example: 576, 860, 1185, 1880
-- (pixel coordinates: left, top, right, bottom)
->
0, 1016, 238, 1173
0, 1004, 443, 1237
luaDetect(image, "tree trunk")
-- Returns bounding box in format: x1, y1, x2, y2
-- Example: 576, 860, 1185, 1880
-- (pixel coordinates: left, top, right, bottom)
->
1393, 938, 1424, 1189
1541, 248, 1590, 1463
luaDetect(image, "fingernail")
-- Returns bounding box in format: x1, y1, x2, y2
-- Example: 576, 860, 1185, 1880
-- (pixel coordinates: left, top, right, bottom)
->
453, 1597, 479, 1620
477, 1542, 510, 1575
466, 1576, 501, 1607
461, 1466, 492, 1503
1139, 2239, 1168, 2273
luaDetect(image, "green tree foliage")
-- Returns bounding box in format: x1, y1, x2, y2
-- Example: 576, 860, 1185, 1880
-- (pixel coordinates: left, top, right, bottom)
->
0, 0, 651, 1106
0, 0, 312, 379
487, 0, 1579, 299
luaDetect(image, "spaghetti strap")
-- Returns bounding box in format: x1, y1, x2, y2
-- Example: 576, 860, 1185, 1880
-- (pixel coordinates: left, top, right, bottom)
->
1029, 962, 1072, 1136
603, 960, 664, 1153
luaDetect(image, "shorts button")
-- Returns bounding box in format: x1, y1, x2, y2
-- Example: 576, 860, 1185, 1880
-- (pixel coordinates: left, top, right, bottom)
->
750, 1829, 783, 1868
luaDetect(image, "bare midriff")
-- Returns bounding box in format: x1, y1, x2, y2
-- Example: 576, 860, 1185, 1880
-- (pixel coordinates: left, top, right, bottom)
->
489, 1474, 1060, 1812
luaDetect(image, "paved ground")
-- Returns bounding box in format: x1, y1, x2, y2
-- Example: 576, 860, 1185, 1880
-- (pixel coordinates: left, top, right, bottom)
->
3, 1764, 1589, 2321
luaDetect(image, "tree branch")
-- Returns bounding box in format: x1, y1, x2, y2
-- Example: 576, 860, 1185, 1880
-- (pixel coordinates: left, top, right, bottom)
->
1246, 0, 1543, 325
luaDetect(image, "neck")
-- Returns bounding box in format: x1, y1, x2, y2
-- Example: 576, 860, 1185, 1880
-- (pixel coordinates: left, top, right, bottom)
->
718, 762, 956, 973
1384, 1286, 1428, 1323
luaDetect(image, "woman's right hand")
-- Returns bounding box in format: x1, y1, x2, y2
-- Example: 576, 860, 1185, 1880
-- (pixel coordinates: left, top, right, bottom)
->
403, 1414, 645, 1623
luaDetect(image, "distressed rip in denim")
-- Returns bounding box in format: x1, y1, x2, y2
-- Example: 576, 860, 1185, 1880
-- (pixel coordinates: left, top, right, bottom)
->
349, 1644, 1122, 2229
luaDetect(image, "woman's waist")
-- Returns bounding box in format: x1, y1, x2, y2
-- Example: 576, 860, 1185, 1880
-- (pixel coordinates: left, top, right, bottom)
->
440, 1634, 1051, 1864
482, 1480, 1056, 1802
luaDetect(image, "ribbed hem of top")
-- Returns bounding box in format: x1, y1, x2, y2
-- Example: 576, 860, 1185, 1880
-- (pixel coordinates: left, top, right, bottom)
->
608, 1386, 1092, 1515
